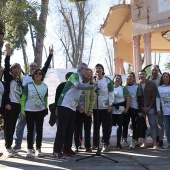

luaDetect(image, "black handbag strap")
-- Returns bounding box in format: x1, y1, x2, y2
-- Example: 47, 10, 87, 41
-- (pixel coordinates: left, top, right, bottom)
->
32, 83, 46, 108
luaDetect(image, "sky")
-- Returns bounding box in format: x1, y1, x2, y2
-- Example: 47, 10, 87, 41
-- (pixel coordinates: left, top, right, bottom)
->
2, 0, 170, 75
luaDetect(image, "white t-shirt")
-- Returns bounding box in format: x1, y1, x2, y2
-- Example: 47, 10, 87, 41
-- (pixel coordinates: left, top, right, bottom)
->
9, 80, 22, 103
23, 82, 48, 111
127, 84, 141, 109
157, 85, 170, 115
94, 76, 114, 109
112, 86, 129, 114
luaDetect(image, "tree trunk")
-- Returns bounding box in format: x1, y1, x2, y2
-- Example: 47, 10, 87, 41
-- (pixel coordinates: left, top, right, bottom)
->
21, 41, 29, 74
57, 0, 91, 68
34, 0, 49, 68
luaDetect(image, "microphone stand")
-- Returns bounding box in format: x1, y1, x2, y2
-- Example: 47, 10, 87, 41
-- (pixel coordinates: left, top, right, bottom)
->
76, 78, 118, 163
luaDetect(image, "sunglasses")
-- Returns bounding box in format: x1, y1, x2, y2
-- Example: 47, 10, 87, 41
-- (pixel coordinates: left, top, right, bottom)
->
34, 72, 42, 76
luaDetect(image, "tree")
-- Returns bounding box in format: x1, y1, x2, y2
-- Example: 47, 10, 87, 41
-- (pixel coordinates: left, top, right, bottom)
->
0, 0, 44, 68
165, 62, 170, 69
34, 0, 49, 67
53, 0, 92, 68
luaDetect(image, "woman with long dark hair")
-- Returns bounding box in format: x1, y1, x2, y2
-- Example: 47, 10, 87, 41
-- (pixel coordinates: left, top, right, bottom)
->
112, 74, 130, 149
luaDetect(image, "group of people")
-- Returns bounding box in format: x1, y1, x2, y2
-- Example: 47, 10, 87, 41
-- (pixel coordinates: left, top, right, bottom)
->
0, 43, 169, 159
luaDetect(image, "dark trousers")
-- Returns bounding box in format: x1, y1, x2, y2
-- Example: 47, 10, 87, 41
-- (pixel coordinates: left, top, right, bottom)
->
74, 110, 92, 148
4, 102, 21, 149
93, 109, 112, 146
112, 113, 124, 144
122, 108, 138, 140
54, 106, 76, 153
25, 110, 44, 149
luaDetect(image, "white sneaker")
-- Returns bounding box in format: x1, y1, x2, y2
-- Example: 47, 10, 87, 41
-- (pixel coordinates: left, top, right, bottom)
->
26, 149, 33, 158
35, 149, 43, 157
163, 143, 170, 149
101, 144, 109, 152
129, 141, 135, 149
6, 149, 16, 158
121, 140, 129, 147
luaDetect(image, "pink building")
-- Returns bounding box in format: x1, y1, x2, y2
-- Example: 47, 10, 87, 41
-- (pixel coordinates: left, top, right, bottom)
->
101, 0, 170, 76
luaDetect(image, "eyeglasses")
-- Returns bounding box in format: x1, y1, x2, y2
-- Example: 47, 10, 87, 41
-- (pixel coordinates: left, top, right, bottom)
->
34, 72, 42, 76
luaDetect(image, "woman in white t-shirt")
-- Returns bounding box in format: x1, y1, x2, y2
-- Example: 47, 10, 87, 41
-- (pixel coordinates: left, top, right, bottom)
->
92, 64, 114, 152
122, 72, 144, 149
112, 74, 130, 149
156, 72, 170, 149
4, 44, 23, 158
21, 68, 48, 158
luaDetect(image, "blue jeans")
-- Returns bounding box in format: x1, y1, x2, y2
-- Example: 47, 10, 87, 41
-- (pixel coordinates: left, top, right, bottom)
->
15, 114, 35, 147
163, 115, 170, 144
143, 113, 157, 141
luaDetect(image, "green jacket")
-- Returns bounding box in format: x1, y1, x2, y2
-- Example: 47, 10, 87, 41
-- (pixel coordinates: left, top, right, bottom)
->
85, 89, 97, 114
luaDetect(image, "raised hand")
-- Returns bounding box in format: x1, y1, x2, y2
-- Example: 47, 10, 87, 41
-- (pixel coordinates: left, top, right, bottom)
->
49, 45, 54, 55
5, 43, 11, 56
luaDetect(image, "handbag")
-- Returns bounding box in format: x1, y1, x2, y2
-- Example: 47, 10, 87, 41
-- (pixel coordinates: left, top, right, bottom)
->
49, 103, 56, 114
33, 83, 48, 117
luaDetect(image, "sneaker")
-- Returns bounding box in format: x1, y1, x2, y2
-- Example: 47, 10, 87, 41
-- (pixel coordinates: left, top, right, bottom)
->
121, 140, 129, 147
158, 140, 163, 148
91, 145, 98, 150
140, 142, 147, 148
75, 147, 79, 152
129, 141, 135, 149
63, 150, 78, 156
153, 141, 158, 149
101, 144, 109, 152
85, 147, 92, 153
26, 149, 33, 158
78, 146, 85, 149
6, 149, 16, 158
13, 145, 21, 151
117, 143, 122, 149
134, 140, 139, 146
163, 143, 170, 149
32, 148, 35, 154
35, 149, 43, 157
138, 138, 143, 145
52, 152, 65, 159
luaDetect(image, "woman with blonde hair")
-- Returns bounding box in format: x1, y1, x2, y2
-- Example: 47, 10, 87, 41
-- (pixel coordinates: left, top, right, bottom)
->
122, 72, 144, 148
3, 44, 23, 157
74, 68, 96, 152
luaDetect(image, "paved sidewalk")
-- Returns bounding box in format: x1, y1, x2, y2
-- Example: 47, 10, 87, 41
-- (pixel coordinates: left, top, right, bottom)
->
0, 136, 170, 170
